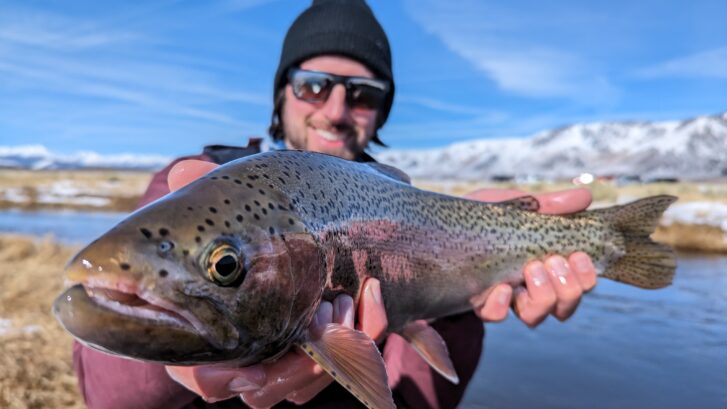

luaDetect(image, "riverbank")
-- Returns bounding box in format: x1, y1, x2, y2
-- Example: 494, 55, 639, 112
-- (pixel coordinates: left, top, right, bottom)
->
0, 169, 151, 213
0, 235, 82, 409
2, 168, 727, 255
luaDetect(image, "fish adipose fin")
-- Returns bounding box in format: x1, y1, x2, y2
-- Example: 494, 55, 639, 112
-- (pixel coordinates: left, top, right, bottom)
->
400, 320, 459, 384
494, 195, 541, 212
300, 324, 395, 409
588, 195, 678, 289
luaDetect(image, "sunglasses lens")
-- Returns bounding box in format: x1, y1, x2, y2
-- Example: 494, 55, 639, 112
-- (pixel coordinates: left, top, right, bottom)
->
347, 83, 387, 110
289, 69, 389, 110
292, 72, 331, 102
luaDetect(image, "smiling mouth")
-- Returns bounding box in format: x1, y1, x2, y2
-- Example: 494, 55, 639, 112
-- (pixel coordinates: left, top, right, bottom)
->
316, 129, 345, 142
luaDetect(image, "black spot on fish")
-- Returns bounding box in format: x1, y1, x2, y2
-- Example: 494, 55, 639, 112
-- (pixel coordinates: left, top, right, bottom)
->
254, 200, 260, 206
187, 206, 194, 211
288, 218, 294, 225
246, 183, 253, 188
236, 214, 243, 222
331, 371, 337, 377
195, 236, 201, 243
254, 214, 260, 220
205, 219, 215, 226
159, 269, 168, 278
269, 227, 275, 234
222, 175, 229, 180
158, 228, 169, 236
245, 205, 251, 212
224, 199, 230, 205
307, 350, 314, 357
261, 208, 268, 215
234, 179, 242, 185
268, 203, 275, 210
209, 207, 217, 214
197, 225, 205, 232
211, 176, 218, 180
182, 250, 189, 256
120, 263, 130, 271
259, 189, 266, 195
140, 228, 152, 239
223, 221, 230, 228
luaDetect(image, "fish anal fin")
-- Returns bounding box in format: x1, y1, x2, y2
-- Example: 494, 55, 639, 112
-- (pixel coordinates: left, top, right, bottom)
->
496, 195, 540, 212
400, 320, 459, 384
300, 324, 395, 409
367, 163, 411, 184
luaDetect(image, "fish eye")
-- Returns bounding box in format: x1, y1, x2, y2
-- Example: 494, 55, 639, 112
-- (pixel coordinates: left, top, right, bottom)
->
207, 244, 245, 286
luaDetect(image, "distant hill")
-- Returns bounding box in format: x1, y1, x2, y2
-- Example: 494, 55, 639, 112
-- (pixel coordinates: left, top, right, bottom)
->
3, 111, 727, 179
0, 145, 170, 171
376, 111, 727, 181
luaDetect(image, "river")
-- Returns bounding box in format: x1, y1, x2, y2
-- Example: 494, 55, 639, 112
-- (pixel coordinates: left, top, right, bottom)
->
1, 210, 725, 408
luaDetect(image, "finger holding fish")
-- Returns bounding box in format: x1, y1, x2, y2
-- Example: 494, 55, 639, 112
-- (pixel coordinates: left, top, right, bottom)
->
168, 159, 219, 191
466, 187, 598, 326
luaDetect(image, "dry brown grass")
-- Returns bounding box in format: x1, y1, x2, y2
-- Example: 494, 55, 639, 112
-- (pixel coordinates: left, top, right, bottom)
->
0, 235, 83, 409
0, 169, 151, 212
654, 223, 727, 253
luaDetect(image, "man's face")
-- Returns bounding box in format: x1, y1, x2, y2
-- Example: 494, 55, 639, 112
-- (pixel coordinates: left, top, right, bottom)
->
281, 55, 380, 161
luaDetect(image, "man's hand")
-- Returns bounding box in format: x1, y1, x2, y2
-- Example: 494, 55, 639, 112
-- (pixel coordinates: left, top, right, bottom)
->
164, 160, 389, 407
465, 188, 598, 327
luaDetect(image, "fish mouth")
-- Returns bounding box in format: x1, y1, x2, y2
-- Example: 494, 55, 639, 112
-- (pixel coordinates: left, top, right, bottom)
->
54, 284, 228, 364
81, 284, 195, 331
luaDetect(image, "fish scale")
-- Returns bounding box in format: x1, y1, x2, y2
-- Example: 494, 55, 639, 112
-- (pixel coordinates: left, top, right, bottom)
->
54, 150, 677, 409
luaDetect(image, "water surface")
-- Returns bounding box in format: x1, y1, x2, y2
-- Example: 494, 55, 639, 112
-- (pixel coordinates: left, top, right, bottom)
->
0, 209, 125, 244
461, 254, 727, 409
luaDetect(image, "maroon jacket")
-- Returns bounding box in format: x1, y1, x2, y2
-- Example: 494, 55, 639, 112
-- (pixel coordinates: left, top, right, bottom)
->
73, 142, 484, 409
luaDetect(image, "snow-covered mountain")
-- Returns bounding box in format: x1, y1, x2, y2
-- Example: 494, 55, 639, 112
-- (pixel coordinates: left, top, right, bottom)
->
3, 111, 726, 178
377, 111, 727, 181
0, 145, 170, 171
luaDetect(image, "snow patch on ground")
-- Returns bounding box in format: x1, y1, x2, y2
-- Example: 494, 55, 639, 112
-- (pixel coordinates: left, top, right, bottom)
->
0, 318, 41, 337
661, 202, 727, 231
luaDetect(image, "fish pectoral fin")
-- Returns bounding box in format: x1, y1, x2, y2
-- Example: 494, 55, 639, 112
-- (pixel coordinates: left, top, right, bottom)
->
400, 320, 459, 384
494, 195, 541, 212
300, 324, 395, 409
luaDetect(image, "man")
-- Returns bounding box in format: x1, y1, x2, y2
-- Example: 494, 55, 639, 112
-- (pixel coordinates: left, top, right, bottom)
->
73, 1, 597, 408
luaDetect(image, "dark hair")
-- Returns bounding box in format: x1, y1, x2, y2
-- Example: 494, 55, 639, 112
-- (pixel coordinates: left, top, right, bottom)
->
267, 88, 387, 147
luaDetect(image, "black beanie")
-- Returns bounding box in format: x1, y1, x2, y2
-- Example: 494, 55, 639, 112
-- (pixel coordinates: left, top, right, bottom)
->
273, 0, 394, 126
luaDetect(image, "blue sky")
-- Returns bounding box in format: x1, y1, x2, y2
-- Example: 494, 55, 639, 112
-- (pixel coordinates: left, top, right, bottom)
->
1, 0, 726, 155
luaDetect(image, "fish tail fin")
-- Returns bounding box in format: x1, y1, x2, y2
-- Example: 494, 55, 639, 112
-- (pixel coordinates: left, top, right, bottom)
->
589, 195, 677, 289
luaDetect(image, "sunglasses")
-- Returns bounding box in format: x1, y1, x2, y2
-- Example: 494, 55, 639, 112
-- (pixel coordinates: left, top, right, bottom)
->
287, 68, 390, 111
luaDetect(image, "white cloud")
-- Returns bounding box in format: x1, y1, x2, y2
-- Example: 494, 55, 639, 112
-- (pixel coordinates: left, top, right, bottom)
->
403, 0, 618, 104
396, 95, 502, 116
0, 7, 269, 127
636, 47, 727, 79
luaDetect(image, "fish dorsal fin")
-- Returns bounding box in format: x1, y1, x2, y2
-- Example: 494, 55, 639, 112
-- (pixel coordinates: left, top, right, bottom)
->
367, 163, 411, 184
300, 324, 395, 409
400, 320, 459, 384
495, 195, 540, 212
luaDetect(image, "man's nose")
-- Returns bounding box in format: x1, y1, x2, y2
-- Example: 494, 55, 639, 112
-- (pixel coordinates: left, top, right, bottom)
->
319, 84, 350, 124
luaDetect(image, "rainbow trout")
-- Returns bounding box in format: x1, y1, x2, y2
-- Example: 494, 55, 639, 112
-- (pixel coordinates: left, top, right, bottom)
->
54, 150, 676, 409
